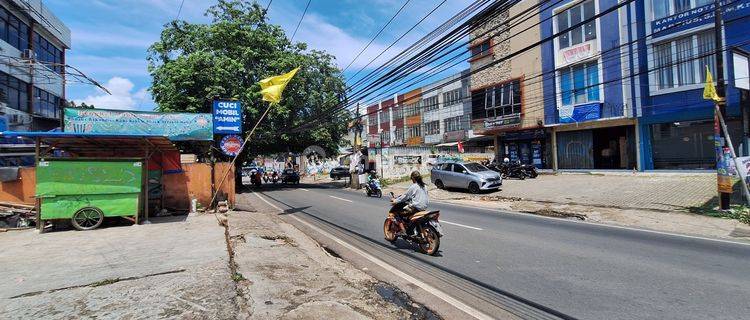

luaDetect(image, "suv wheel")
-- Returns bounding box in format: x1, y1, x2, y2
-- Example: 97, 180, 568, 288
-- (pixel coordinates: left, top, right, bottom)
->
435, 180, 444, 189
468, 182, 480, 194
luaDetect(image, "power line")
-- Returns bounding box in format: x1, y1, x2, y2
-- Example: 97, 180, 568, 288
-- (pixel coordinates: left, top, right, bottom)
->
175, 0, 186, 20
342, 0, 412, 73
290, 0, 311, 43
265, 0, 273, 12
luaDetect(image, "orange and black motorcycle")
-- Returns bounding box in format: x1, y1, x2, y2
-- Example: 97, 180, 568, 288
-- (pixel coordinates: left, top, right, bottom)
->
383, 192, 443, 255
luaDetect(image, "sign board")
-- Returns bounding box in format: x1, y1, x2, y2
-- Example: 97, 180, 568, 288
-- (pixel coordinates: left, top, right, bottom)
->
220, 134, 243, 156
394, 155, 422, 165
558, 103, 601, 124
558, 42, 594, 66
651, 0, 750, 39
64, 108, 212, 141
484, 114, 521, 130
213, 100, 243, 134
734, 52, 749, 90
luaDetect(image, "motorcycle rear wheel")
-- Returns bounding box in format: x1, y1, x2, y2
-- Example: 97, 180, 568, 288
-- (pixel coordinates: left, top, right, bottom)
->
418, 225, 440, 255
383, 218, 397, 242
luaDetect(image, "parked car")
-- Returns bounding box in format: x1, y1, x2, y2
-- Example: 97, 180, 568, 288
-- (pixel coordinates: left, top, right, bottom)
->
430, 162, 502, 194
281, 168, 300, 184
329, 166, 351, 180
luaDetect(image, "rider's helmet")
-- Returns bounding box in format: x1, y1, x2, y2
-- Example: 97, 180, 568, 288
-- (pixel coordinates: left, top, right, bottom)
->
503, 157, 510, 163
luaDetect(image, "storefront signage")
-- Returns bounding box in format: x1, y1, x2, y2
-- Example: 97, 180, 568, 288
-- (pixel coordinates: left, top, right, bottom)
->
443, 130, 466, 142
406, 136, 423, 146
212, 100, 242, 134
556, 40, 598, 68
558, 103, 601, 124
220, 134, 243, 156
64, 108, 213, 141
394, 155, 422, 165
651, 0, 750, 39
484, 114, 521, 130
498, 129, 546, 141
734, 52, 749, 90
562, 43, 592, 64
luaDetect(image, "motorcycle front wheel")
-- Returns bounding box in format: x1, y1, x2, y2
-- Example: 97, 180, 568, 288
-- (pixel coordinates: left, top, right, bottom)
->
376, 190, 383, 198
383, 218, 398, 242
418, 225, 440, 256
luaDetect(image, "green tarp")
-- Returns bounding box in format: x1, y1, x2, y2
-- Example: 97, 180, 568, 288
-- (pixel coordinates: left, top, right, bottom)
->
36, 160, 142, 219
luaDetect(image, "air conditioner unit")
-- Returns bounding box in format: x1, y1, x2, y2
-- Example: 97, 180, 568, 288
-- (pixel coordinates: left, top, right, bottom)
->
21, 49, 36, 60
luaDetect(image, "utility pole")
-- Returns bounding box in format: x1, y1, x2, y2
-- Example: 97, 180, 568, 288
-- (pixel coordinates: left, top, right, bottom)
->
714, 0, 731, 210
351, 101, 362, 189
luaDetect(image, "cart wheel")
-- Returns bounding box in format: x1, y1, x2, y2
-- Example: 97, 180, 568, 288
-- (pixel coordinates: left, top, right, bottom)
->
71, 207, 104, 231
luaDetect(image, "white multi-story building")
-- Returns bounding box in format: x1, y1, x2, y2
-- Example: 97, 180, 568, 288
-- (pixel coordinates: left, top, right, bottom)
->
0, 0, 70, 132
366, 70, 474, 148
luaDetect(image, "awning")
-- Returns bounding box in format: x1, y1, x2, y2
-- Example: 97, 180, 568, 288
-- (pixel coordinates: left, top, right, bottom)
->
435, 142, 458, 147
0, 131, 178, 158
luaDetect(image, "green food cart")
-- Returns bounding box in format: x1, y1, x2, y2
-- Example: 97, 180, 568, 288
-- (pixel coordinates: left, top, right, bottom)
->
0, 132, 178, 231
36, 160, 143, 230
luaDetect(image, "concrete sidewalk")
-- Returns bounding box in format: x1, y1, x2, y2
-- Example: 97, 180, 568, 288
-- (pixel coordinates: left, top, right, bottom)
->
0, 214, 237, 319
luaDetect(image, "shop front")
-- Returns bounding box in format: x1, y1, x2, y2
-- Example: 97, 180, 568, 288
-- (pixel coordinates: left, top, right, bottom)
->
496, 128, 549, 168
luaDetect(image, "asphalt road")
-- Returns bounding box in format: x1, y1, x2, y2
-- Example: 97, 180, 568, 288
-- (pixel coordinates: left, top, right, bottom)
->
254, 183, 750, 320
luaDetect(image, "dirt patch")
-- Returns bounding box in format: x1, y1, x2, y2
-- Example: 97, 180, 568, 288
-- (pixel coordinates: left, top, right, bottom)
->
524, 208, 587, 220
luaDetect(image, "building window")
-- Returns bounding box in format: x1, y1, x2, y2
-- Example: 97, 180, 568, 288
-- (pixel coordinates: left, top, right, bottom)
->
33, 32, 64, 73
480, 79, 522, 118
424, 120, 440, 135
423, 96, 438, 112
0, 7, 29, 51
380, 131, 390, 144
392, 105, 403, 120
443, 89, 462, 106
444, 116, 465, 132
368, 114, 377, 126
556, 0, 596, 49
470, 39, 491, 59
406, 125, 421, 138
0, 71, 29, 112
394, 127, 404, 142
404, 102, 420, 117
559, 61, 600, 106
653, 0, 713, 20
34, 87, 61, 119
653, 31, 716, 90
379, 109, 390, 124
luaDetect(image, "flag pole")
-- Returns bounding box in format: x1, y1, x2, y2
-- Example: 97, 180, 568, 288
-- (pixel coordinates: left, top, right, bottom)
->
209, 101, 275, 208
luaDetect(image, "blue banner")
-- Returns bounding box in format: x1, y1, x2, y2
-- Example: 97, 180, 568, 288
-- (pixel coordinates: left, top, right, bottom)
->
213, 100, 242, 134
64, 108, 213, 141
651, 0, 750, 38
558, 103, 601, 124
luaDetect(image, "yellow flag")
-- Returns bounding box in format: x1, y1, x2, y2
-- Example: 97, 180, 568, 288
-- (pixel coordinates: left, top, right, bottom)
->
259, 67, 300, 103
703, 65, 721, 102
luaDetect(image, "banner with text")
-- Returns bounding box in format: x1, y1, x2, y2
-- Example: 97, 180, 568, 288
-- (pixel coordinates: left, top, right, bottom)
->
64, 108, 213, 141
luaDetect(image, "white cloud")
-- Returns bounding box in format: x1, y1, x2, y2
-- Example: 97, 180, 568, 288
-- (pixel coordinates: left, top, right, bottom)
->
76, 77, 151, 110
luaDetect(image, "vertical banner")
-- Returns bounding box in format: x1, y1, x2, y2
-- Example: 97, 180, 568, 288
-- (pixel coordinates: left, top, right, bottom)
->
716, 114, 733, 193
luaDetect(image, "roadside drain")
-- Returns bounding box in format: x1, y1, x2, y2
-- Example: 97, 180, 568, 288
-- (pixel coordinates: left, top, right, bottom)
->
322, 245, 342, 259
374, 283, 441, 320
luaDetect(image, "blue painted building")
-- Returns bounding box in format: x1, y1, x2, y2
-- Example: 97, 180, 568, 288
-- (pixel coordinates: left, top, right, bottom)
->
634, 0, 750, 170
541, 0, 638, 170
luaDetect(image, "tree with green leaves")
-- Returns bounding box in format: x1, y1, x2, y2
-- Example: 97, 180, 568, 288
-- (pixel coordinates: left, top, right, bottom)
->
147, 0, 349, 157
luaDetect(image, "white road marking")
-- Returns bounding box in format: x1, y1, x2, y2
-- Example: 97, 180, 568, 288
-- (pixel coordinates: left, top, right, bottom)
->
441, 220, 483, 231
299, 188, 310, 191
252, 192, 495, 320
329, 195, 353, 203
432, 200, 750, 247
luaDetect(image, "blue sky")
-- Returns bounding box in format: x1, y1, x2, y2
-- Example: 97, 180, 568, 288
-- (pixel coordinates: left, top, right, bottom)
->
44, 0, 473, 111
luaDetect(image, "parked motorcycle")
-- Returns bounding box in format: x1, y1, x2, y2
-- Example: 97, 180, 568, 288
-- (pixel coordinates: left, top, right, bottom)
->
365, 178, 383, 198
489, 161, 527, 180
521, 163, 539, 178
271, 171, 279, 184
383, 192, 443, 255
251, 171, 263, 187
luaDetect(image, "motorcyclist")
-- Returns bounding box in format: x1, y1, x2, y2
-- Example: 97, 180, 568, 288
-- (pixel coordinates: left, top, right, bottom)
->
366, 170, 378, 183
390, 171, 429, 216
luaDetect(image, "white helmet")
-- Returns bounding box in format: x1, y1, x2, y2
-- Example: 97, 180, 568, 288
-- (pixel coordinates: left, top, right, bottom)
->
503, 157, 510, 163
